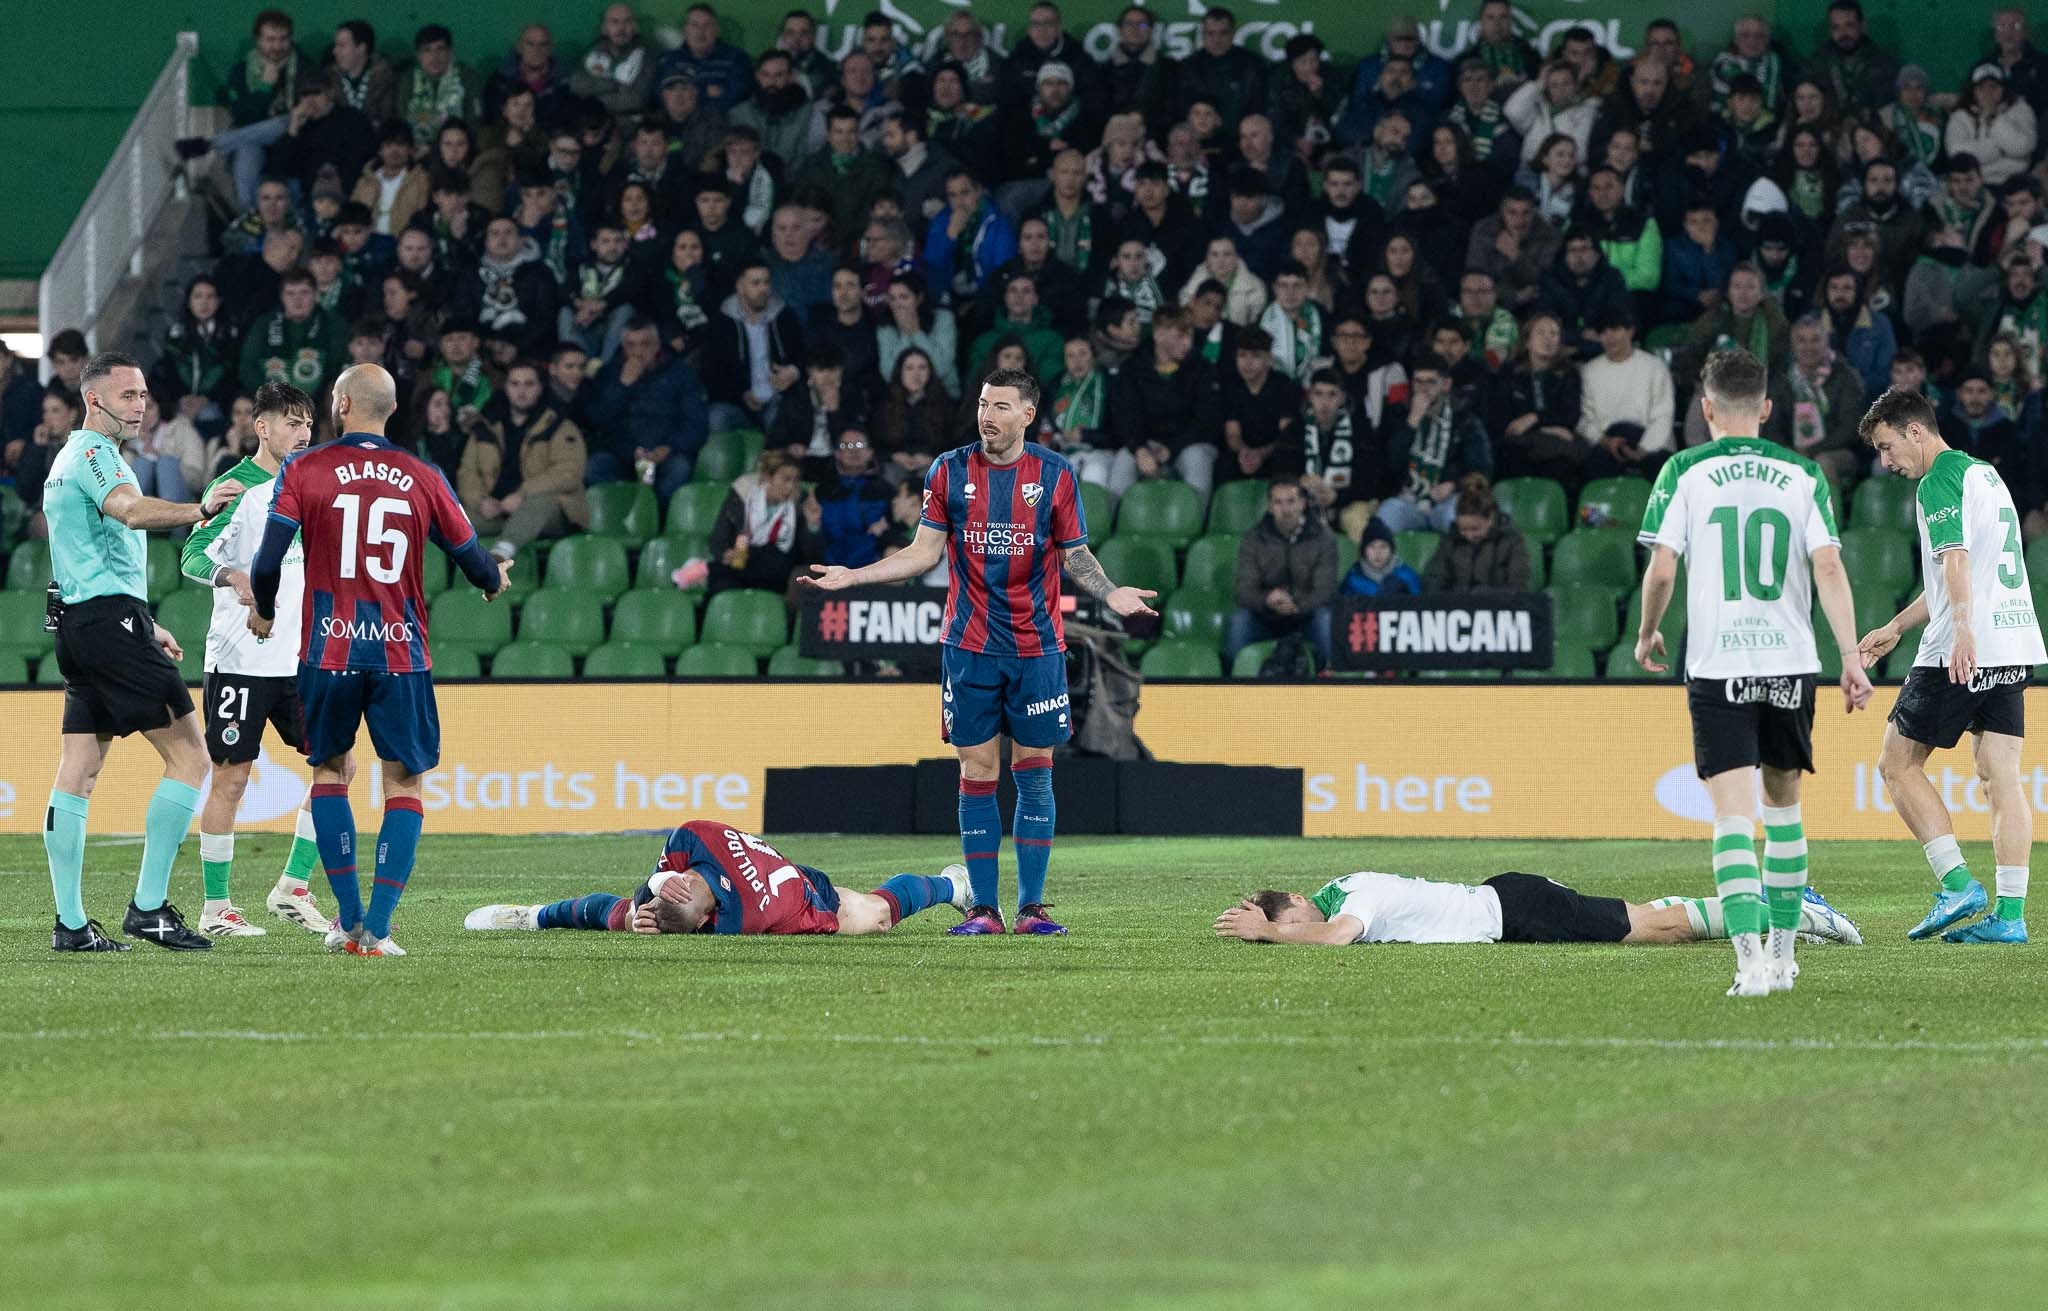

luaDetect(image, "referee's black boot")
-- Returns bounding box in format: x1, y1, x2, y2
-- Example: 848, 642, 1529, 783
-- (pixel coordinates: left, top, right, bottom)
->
52, 917, 131, 952
122, 901, 212, 951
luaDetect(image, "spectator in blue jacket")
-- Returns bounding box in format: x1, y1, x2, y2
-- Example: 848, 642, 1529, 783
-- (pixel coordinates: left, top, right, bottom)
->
813, 428, 896, 568
584, 317, 708, 502
1658, 202, 1740, 326
1349, 15, 1452, 120
925, 170, 1018, 310
1335, 53, 1436, 151
658, 4, 754, 109
764, 205, 834, 319
1341, 517, 1424, 597
1819, 265, 1896, 400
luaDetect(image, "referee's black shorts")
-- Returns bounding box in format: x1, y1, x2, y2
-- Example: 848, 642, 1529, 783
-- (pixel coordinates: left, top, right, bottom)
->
55, 595, 194, 737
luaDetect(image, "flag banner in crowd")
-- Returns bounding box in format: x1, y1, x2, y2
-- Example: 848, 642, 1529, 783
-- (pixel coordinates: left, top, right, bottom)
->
1331, 593, 1555, 671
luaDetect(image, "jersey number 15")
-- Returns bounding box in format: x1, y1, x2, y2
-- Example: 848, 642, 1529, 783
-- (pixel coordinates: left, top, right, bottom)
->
333, 493, 412, 584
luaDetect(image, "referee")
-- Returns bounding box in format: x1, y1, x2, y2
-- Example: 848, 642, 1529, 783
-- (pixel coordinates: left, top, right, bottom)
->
42, 351, 243, 952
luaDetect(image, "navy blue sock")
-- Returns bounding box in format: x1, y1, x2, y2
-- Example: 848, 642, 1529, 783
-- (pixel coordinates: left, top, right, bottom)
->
538, 893, 628, 930
362, 798, 422, 940
1012, 756, 1055, 912
958, 778, 1001, 911
874, 874, 950, 924
309, 783, 362, 932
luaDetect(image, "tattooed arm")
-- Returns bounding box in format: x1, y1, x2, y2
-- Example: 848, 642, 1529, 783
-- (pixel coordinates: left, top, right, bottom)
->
1064, 544, 1159, 617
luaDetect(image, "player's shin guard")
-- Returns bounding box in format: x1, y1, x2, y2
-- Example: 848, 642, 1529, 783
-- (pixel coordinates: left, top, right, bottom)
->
134, 778, 201, 913
44, 790, 90, 931
200, 831, 235, 902
310, 783, 362, 932
874, 874, 951, 925
1012, 756, 1055, 913
958, 777, 1001, 910
1760, 804, 1808, 934
537, 893, 630, 930
363, 797, 423, 940
1711, 816, 1765, 939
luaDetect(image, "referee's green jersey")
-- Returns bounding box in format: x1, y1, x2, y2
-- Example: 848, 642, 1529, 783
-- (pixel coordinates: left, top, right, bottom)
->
43, 428, 147, 604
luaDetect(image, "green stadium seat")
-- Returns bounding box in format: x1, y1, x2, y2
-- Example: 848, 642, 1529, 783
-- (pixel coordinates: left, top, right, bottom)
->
1522, 534, 1547, 588
676, 641, 759, 675
1416, 666, 1501, 680
1181, 534, 1239, 596
608, 589, 698, 655
35, 652, 65, 684
490, 641, 576, 678
1604, 644, 1670, 680
414, 550, 452, 600
1395, 530, 1440, 574
145, 536, 182, 601
155, 590, 214, 660
1623, 566, 1686, 651
767, 644, 841, 677
429, 647, 479, 679
1, 485, 24, 543
666, 483, 729, 538
1850, 582, 1901, 631
1548, 531, 1637, 591
1549, 586, 1621, 651
1116, 480, 1204, 548
1493, 477, 1569, 546
6, 539, 52, 592
517, 588, 606, 657
1230, 640, 1318, 678
701, 588, 789, 659
1093, 536, 1178, 596
1335, 533, 1358, 576
1839, 528, 1915, 600
691, 428, 764, 485
584, 482, 660, 545
1882, 643, 1916, 681
428, 589, 512, 656
1576, 477, 1651, 532
1205, 479, 1268, 536
2027, 537, 2048, 591
0, 651, 25, 684
1851, 474, 1918, 537
1161, 587, 1228, 650
1526, 643, 1597, 678
583, 641, 668, 677
543, 535, 632, 604
1643, 323, 1689, 356
635, 535, 709, 590
1141, 639, 1223, 678
1077, 480, 1111, 542
0, 590, 54, 655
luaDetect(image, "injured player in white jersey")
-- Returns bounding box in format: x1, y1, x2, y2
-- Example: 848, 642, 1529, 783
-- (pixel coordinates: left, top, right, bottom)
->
1213, 870, 1863, 947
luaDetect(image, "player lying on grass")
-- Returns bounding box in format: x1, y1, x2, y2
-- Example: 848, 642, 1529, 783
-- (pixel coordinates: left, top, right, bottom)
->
1213, 870, 1862, 947
464, 821, 972, 936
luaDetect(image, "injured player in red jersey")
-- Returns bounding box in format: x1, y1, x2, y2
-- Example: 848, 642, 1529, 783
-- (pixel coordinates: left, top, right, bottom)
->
464, 820, 972, 936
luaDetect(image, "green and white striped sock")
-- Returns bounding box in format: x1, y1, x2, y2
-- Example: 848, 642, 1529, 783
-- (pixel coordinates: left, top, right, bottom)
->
1712, 816, 1765, 940
1760, 803, 1807, 933
1651, 896, 1727, 939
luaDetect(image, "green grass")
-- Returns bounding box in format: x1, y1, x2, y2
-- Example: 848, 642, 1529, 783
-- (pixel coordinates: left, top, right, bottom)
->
4, 833, 2046, 1309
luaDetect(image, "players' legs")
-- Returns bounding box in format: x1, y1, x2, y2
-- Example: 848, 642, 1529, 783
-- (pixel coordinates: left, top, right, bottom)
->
47, 733, 114, 930
309, 754, 364, 933
1759, 766, 1808, 979
132, 713, 209, 914
853, 871, 970, 934
1703, 766, 1768, 991
200, 760, 252, 905
1011, 741, 1058, 925
361, 764, 425, 945
1878, 721, 1991, 938
532, 891, 635, 930
1621, 901, 1696, 944
1972, 730, 2030, 925
956, 735, 1004, 920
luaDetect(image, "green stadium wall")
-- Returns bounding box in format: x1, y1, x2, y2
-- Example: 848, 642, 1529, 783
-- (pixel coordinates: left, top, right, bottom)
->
0, 1, 2010, 283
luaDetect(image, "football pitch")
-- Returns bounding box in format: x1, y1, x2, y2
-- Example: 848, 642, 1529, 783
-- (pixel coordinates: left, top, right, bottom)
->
4, 832, 2046, 1310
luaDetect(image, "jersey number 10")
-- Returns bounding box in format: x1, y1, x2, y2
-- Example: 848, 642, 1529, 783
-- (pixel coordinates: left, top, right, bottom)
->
333, 493, 412, 584
1707, 505, 1792, 601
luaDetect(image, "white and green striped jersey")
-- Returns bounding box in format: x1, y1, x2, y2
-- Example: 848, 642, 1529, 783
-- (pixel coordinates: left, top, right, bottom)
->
181, 457, 303, 676
1637, 437, 1839, 679
1911, 450, 2046, 671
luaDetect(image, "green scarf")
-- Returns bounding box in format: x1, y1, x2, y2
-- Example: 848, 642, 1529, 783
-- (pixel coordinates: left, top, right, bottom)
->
1447, 100, 1506, 161
406, 69, 468, 144
1887, 104, 1941, 168
1045, 203, 1094, 274
1788, 356, 1834, 451
1474, 41, 1532, 81
1033, 98, 1080, 141
666, 267, 708, 330
1053, 369, 1105, 438
434, 357, 493, 412
1713, 308, 1772, 365
1789, 170, 1828, 220
243, 48, 302, 116
1363, 148, 1400, 209
1403, 403, 1454, 500
1106, 274, 1162, 324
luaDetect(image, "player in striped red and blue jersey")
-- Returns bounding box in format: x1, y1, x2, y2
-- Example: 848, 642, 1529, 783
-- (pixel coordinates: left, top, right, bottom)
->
248, 365, 510, 957
805, 368, 1157, 935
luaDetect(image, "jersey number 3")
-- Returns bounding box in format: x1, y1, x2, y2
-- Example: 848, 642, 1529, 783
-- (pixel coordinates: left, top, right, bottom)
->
333, 493, 412, 584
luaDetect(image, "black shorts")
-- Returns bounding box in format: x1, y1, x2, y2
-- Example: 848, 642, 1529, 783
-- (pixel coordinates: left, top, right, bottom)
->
202, 672, 305, 765
1889, 664, 2029, 749
1484, 872, 1632, 944
55, 596, 194, 738
1686, 675, 1817, 779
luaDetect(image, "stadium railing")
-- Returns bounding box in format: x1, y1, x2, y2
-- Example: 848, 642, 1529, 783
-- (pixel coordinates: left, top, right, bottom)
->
37, 32, 198, 358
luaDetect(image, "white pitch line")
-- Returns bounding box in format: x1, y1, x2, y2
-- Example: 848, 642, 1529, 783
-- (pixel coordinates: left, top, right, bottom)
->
2, 1030, 2046, 1055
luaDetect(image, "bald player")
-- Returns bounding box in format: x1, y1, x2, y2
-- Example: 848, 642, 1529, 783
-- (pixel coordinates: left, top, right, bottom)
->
249, 364, 512, 957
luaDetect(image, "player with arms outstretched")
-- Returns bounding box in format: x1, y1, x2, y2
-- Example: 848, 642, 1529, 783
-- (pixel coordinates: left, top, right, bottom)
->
803, 368, 1156, 936
464, 821, 971, 936
1633, 349, 1872, 996
1855, 388, 2044, 944
179, 382, 328, 937
249, 364, 511, 957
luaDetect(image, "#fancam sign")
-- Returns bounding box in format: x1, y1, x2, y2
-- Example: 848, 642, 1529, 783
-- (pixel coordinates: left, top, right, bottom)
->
800, 585, 952, 662
1333, 594, 1554, 671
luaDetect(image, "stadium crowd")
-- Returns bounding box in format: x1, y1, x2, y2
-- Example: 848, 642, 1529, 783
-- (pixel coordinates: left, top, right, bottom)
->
3, 0, 2048, 678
